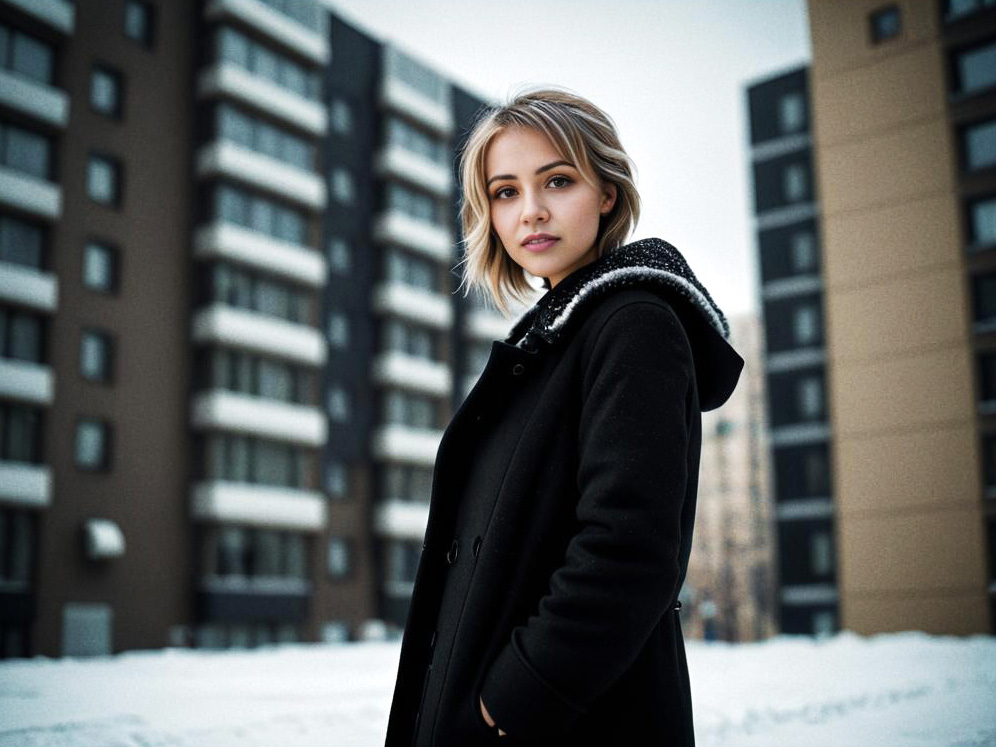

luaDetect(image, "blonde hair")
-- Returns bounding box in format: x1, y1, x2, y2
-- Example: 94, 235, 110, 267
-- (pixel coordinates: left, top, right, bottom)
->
455, 86, 641, 317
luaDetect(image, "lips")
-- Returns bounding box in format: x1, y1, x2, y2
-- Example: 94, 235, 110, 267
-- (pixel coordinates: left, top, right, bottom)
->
522, 234, 559, 252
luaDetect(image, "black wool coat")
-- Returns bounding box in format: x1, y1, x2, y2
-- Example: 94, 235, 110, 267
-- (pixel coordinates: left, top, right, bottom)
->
385, 238, 744, 747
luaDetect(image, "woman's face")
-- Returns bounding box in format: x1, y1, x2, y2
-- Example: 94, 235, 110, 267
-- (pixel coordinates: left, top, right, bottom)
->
485, 126, 616, 289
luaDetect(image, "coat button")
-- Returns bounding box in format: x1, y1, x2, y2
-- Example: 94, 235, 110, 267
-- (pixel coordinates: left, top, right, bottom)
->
512, 363, 525, 375
472, 536, 482, 557
446, 538, 459, 564
674, 600, 682, 612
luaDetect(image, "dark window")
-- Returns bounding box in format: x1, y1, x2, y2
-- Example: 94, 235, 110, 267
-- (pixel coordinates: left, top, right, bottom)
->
327, 536, 353, 579
90, 65, 123, 118
758, 222, 821, 283
778, 520, 836, 585
216, 103, 315, 170
973, 272, 996, 324
777, 91, 807, 135
0, 404, 42, 462
0, 23, 54, 85
779, 605, 837, 636
210, 526, 308, 580
763, 295, 824, 353
216, 27, 320, 100
213, 183, 307, 245
197, 348, 314, 404
774, 443, 832, 500
383, 247, 438, 292
0, 214, 44, 270
206, 263, 313, 324
0, 508, 34, 588
0, 306, 44, 363
0, 122, 51, 180
385, 539, 422, 583
203, 434, 310, 489
82, 241, 119, 293
952, 41, 996, 97
984, 435, 996, 489
752, 153, 813, 213
980, 352, 996, 402
944, 0, 996, 24
768, 369, 827, 426
75, 418, 112, 471
385, 182, 443, 224
123, 0, 156, 48
79, 329, 113, 383
86, 153, 122, 206
869, 5, 901, 44
962, 118, 996, 173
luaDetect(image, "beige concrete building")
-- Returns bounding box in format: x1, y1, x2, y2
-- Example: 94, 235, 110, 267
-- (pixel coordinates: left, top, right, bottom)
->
804, 0, 993, 634
686, 313, 778, 641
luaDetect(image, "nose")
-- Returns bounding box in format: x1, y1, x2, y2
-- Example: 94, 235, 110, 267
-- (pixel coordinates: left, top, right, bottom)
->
520, 189, 548, 224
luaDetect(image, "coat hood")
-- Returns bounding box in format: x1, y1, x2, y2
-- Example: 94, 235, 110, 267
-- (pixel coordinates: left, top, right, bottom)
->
503, 237, 744, 412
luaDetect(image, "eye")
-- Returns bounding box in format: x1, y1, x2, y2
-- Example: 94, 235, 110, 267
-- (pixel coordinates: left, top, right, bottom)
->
492, 186, 516, 200
548, 175, 572, 188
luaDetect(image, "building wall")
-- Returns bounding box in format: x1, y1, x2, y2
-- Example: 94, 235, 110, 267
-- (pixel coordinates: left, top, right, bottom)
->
32, 0, 196, 655
807, 0, 988, 634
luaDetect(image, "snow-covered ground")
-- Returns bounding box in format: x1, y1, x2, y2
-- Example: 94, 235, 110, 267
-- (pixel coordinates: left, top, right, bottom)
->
1, 630, 994, 746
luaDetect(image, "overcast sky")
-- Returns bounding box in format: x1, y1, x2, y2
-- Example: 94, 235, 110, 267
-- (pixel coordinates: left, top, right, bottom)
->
324, 0, 811, 317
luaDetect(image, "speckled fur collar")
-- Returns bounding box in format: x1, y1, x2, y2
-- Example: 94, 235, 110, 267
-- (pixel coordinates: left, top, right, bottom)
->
504, 237, 730, 351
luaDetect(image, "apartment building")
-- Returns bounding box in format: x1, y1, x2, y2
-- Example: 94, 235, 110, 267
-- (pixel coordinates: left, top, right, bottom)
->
748, 0, 995, 635
0, 0, 497, 658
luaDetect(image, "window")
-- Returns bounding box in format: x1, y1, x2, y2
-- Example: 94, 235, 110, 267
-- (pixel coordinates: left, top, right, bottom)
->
331, 167, 355, 205
953, 41, 996, 97
330, 98, 353, 136
327, 386, 350, 422
790, 231, 817, 272
327, 311, 349, 348
869, 5, 901, 43
812, 610, 836, 638
384, 248, 437, 291
0, 509, 34, 587
327, 237, 351, 274
382, 390, 435, 428
0, 404, 41, 463
123, 0, 156, 49
87, 154, 122, 206
216, 27, 320, 101
944, 0, 996, 23
209, 263, 312, 324
979, 352, 996, 403
0, 214, 44, 270
963, 118, 996, 172
0, 307, 43, 363
83, 241, 119, 292
79, 329, 113, 383
797, 376, 824, 420
792, 304, 820, 346
777, 91, 806, 135
970, 197, 996, 247
810, 531, 834, 576
75, 418, 111, 471
382, 319, 435, 360
0, 122, 51, 180
214, 184, 307, 245
386, 182, 441, 224
984, 435, 996, 489
974, 273, 996, 324
90, 66, 123, 118
782, 162, 808, 202
381, 464, 432, 503
385, 116, 445, 164
0, 23, 54, 85
325, 461, 348, 498
386, 539, 421, 583
327, 536, 352, 578
216, 103, 314, 170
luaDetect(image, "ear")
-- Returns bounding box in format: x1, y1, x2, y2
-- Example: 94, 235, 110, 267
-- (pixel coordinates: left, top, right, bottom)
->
600, 183, 617, 215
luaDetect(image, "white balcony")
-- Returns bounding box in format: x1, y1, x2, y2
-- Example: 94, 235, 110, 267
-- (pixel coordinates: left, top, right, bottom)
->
372, 281, 453, 330
372, 209, 453, 263
205, 0, 329, 65
379, 76, 453, 138
196, 141, 326, 210
780, 584, 838, 606
465, 309, 511, 341
191, 304, 326, 367
371, 351, 451, 397
373, 499, 430, 541
0, 358, 54, 405
371, 424, 442, 467
191, 481, 327, 531
0, 262, 58, 312
0, 461, 51, 509
0, 70, 69, 128
0, 167, 61, 220
198, 63, 327, 136
191, 390, 326, 446
194, 222, 325, 288
375, 144, 452, 198
3, 0, 74, 34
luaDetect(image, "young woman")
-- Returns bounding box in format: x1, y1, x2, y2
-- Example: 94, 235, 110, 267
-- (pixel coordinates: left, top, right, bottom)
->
385, 87, 744, 747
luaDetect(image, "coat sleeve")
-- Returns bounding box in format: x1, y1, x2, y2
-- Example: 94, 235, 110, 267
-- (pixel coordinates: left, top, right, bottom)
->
478, 300, 695, 739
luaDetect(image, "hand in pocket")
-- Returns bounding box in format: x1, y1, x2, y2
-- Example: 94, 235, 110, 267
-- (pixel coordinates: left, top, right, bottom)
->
479, 695, 507, 737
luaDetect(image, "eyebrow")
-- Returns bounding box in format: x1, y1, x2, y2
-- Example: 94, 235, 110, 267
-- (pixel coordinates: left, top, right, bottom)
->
486, 160, 576, 187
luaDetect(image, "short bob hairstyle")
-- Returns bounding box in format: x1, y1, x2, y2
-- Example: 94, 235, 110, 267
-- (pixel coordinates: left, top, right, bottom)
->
457, 86, 641, 317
